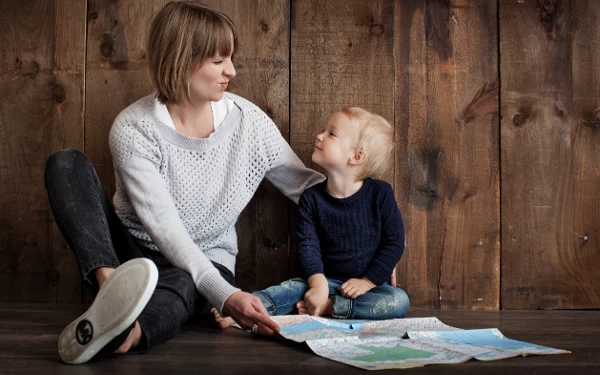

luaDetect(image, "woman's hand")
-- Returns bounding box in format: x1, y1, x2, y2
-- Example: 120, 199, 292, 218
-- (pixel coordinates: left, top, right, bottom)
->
338, 277, 376, 299
222, 291, 280, 336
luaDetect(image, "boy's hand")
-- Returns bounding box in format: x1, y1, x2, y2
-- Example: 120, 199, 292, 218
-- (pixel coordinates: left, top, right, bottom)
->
338, 277, 376, 299
303, 286, 330, 316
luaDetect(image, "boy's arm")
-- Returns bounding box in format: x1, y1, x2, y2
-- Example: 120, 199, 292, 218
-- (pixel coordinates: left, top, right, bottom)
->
363, 186, 405, 286
297, 192, 330, 314
296, 193, 325, 280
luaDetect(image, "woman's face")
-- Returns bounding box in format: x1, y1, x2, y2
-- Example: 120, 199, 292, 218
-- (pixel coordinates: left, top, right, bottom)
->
189, 52, 236, 103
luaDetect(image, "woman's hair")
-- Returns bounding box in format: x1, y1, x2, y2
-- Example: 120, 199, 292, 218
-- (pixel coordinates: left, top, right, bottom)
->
340, 107, 394, 181
147, 1, 238, 104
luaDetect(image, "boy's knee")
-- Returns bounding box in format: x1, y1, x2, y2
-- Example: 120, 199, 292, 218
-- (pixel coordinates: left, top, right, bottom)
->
392, 288, 410, 317
372, 286, 409, 318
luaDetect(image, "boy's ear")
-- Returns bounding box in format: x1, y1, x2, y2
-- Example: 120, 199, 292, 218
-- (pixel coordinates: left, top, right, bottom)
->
349, 149, 367, 165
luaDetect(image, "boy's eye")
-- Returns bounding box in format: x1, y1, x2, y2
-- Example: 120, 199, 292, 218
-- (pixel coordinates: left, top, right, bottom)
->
329, 131, 336, 137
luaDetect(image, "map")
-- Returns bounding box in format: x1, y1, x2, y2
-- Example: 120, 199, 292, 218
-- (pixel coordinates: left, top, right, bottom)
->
266, 316, 569, 370
275, 315, 458, 343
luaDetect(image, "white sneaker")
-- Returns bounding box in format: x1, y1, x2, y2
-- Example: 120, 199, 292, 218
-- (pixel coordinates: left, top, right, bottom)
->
58, 258, 158, 364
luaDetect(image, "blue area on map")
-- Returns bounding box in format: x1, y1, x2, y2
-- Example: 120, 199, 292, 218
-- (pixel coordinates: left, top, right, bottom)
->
282, 319, 369, 334
433, 329, 539, 349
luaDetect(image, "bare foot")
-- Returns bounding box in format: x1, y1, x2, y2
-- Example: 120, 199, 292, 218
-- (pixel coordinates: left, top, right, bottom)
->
114, 321, 142, 354
211, 308, 236, 329
296, 299, 333, 316
296, 300, 308, 315
95, 267, 115, 288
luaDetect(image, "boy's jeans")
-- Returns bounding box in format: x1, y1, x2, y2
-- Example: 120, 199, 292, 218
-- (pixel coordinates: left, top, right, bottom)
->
254, 278, 410, 320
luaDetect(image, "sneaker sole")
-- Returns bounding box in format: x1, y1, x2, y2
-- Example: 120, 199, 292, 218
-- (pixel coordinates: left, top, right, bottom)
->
58, 258, 158, 364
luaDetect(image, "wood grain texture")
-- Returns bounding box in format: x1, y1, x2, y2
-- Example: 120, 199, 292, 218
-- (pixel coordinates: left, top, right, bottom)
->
394, 0, 500, 309
1, 303, 598, 374
500, 0, 600, 309
0, 0, 86, 303
85, 0, 291, 292
289, 0, 396, 278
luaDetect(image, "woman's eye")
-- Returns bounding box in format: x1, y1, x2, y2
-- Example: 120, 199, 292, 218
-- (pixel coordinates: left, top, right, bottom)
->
214, 60, 224, 64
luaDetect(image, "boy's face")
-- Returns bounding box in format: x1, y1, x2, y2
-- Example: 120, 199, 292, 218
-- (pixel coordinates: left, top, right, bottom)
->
312, 112, 359, 172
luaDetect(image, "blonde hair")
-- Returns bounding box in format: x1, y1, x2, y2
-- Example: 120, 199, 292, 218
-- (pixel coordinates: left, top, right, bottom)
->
340, 107, 394, 180
147, 1, 237, 104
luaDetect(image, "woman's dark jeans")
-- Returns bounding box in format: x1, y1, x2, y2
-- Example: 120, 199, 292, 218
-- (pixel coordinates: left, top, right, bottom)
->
45, 149, 235, 352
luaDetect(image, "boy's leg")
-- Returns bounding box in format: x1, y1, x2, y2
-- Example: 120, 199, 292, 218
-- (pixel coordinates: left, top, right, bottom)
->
252, 278, 309, 316
328, 280, 410, 320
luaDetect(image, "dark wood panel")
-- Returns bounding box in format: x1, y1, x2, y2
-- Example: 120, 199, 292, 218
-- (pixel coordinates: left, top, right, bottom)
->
1, 303, 598, 374
290, 0, 396, 281
85, 0, 291, 293
0, 0, 86, 302
500, 0, 600, 308
394, 1, 500, 309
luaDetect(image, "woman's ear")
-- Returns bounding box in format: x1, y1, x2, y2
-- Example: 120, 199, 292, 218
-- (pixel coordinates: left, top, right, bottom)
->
349, 149, 367, 165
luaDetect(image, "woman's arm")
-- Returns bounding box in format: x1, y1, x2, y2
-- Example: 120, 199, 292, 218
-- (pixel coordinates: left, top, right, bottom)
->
116, 155, 240, 313
265, 142, 325, 204
252, 109, 324, 203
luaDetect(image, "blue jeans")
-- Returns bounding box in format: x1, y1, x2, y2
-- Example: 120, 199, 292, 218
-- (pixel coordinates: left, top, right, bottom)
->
253, 278, 410, 320
44, 150, 234, 352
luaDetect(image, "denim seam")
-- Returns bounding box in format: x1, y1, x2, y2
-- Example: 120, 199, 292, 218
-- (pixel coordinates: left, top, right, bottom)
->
81, 261, 119, 280
254, 290, 277, 315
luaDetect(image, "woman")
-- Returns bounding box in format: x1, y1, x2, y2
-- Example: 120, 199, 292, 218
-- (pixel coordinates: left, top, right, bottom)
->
45, 1, 323, 364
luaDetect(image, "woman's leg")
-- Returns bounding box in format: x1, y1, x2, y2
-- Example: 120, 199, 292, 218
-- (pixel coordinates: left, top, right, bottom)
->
45, 149, 147, 289
134, 265, 197, 351
45, 150, 196, 360
327, 279, 410, 320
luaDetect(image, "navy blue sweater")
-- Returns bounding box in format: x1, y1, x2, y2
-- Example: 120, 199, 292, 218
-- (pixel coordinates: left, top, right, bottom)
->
297, 178, 405, 286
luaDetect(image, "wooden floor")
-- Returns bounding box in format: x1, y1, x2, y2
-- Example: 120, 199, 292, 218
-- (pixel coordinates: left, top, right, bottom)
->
1, 304, 598, 374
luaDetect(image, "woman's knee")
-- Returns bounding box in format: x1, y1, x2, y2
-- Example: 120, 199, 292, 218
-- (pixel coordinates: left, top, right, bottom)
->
45, 149, 92, 182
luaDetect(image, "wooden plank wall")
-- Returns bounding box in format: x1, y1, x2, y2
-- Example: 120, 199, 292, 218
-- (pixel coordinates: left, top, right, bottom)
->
500, 0, 600, 309
0, 0, 86, 302
0, 0, 598, 309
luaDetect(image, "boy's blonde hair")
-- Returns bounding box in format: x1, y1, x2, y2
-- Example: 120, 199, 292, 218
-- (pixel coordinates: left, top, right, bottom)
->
147, 1, 237, 104
340, 107, 394, 181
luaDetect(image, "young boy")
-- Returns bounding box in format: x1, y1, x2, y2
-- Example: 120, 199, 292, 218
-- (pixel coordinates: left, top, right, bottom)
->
213, 107, 408, 328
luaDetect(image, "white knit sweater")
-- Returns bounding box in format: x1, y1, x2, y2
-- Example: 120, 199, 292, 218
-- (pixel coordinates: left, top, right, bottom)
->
109, 92, 324, 312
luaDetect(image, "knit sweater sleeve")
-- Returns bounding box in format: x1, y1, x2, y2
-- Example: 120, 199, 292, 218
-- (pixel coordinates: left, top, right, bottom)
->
109, 115, 240, 314
296, 191, 324, 279
363, 183, 406, 286
256, 111, 324, 204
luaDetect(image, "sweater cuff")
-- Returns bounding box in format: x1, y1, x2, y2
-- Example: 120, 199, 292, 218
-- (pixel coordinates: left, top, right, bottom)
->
196, 268, 241, 314
363, 269, 388, 287
301, 265, 324, 281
